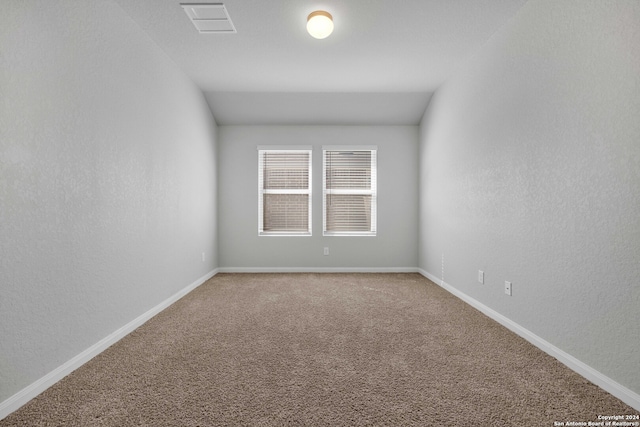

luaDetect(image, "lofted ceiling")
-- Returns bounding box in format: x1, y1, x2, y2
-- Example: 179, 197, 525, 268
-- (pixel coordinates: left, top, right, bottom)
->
114, 0, 528, 125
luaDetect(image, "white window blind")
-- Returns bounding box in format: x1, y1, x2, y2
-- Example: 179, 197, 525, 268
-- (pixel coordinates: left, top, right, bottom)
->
323, 147, 377, 236
258, 149, 312, 236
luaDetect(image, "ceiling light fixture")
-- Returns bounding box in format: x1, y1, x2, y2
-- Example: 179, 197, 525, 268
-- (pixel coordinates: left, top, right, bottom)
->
307, 11, 333, 39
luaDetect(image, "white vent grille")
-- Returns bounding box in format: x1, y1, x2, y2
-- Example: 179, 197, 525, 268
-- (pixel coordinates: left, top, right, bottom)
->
181, 3, 236, 34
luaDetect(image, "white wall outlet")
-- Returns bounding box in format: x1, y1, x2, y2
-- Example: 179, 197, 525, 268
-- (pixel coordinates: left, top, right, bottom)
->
505, 281, 512, 296
478, 270, 484, 284
202, 252, 205, 262
323, 247, 329, 256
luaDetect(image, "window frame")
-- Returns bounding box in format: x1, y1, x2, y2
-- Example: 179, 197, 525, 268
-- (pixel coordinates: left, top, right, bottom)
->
322, 145, 377, 237
257, 146, 312, 237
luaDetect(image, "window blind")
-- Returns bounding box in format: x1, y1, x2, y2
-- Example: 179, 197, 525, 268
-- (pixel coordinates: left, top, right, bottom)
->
258, 149, 312, 236
323, 149, 377, 236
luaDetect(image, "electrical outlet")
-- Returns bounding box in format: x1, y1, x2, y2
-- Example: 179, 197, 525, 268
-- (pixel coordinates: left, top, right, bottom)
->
202, 252, 205, 262
323, 247, 329, 256
505, 281, 512, 296
478, 270, 484, 284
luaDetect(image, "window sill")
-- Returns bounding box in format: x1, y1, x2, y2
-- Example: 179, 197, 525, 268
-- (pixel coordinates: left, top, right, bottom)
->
323, 232, 376, 237
259, 232, 312, 237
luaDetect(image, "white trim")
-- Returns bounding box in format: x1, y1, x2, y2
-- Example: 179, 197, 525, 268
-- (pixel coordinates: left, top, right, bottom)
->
323, 231, 377, 237
258, 232, 312, 237
263, 189, 310, 195
322, 145, 378, 151
325, 189, 374, 195
218, 267, 419, 273
258, 149, 312, 236
4, 267, 637, 419
322, 148, 377, 236
417, 268, 640, 411
0, 268, 219, 421
257, 145, 312, 151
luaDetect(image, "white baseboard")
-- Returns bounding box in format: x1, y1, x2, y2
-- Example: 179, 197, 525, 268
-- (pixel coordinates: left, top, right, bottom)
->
4, 267, 637, 419
0, 268, 219, 421
218, 267, 419, 273
418, 268, 640, 411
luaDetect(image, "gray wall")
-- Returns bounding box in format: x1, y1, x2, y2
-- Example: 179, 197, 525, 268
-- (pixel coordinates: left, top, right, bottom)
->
418, 0, 640, 395
218, 126, 418, 270
0, 1, 218, 402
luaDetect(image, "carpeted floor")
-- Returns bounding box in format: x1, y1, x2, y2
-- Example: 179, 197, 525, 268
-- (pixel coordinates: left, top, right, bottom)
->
1, 273, 636, 426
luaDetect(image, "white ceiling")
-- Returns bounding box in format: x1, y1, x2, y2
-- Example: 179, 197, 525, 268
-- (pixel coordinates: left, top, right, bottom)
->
114, 0, 528, 124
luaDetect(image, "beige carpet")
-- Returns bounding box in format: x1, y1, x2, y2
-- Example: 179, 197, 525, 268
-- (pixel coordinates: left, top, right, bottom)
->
1, 273, 635, 426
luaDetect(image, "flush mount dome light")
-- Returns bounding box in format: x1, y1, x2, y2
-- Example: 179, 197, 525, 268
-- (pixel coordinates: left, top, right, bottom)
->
307, 10, 333, 39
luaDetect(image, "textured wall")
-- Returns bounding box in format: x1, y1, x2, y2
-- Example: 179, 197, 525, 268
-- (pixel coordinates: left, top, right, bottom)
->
0, 1, 218, 402
218, 126, 418, 270
419, 0, 640, 394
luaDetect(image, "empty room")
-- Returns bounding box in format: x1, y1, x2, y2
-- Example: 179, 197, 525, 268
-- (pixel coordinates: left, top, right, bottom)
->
1, 0, 639, 425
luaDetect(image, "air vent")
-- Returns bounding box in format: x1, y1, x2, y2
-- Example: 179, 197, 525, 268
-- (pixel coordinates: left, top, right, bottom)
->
181, 3, 236, 34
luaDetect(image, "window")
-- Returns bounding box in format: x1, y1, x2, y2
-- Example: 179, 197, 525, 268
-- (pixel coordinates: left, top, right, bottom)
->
258, 147, 312, 236
323, 146, 377, 236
